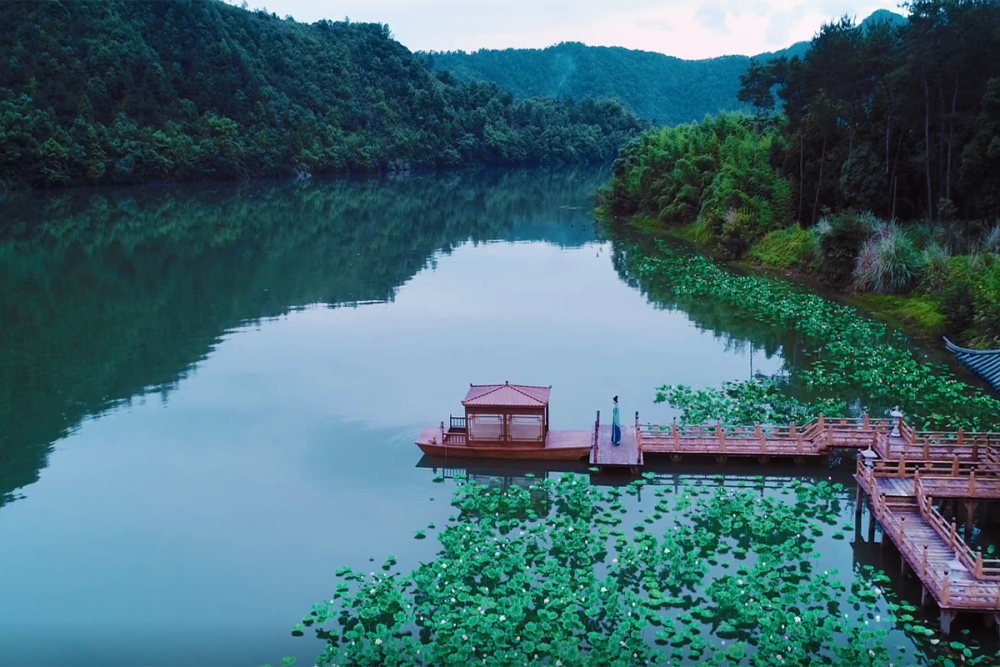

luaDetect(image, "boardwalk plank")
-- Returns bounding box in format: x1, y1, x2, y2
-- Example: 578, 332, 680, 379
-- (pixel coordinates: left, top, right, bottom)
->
594, 425, 640, 467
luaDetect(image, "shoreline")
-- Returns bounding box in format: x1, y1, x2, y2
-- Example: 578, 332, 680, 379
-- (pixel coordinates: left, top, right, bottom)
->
599, 213, 998, 401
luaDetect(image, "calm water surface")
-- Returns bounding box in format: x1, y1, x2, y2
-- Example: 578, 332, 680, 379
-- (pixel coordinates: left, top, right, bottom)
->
0, 168, 953, 665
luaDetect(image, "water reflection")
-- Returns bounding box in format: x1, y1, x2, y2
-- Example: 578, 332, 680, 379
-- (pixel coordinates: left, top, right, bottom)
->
0, 166, 796, 513
0, 168, 607, 509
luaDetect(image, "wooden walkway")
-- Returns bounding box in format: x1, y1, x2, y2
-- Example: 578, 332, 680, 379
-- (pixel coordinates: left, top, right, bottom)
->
856, 458, 1000, 630
633, 414, 1000, 465
591, 425, 641, 468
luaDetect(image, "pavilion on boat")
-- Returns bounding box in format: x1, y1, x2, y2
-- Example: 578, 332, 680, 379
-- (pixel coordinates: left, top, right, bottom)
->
460, 382, 551, 444
415, 382, 591, 460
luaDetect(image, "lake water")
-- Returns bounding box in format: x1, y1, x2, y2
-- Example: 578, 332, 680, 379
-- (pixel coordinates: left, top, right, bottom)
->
0, 167, 964, 665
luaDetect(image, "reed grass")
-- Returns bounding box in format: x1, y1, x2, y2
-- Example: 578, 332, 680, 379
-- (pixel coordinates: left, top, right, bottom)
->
853, 221, 923, 294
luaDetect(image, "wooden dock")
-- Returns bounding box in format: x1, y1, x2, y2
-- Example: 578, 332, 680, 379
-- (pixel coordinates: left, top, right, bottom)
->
636, 415, 882, 463
591, 424, 641, 469
632, 414, 1000, 464
589, 412, 1000, 473
422, 388, 1000, 630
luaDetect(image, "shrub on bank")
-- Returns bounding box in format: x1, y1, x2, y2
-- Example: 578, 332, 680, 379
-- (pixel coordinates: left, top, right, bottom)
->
938, 253, 1000, 348
853, 221, 923, 295
919, 242, 952, 293
745, 225, 816, 270
811, 212, 877, 286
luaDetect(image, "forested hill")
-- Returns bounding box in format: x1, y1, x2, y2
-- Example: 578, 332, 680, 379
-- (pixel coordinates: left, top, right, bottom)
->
427, 9, 906, 126
0, 1, 646, 189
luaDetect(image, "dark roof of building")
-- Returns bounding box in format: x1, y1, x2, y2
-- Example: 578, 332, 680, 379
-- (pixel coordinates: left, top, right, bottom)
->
945, 337, 1000, 393
463, 382, 551, 407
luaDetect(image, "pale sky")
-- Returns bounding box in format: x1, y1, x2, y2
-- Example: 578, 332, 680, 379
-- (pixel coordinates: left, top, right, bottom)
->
229, 0, 905, 60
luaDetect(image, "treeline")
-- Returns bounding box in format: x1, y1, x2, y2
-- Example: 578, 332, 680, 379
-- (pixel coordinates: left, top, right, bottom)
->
602, 0, 1000, 347
740, 0, 1000, 224
0, 1, 646, 189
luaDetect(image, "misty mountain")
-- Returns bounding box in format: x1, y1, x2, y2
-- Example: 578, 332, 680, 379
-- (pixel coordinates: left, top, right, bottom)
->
426, 9, 907, 126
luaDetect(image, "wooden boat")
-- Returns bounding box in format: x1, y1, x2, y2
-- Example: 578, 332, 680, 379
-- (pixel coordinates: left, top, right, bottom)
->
415, 382, 593, 460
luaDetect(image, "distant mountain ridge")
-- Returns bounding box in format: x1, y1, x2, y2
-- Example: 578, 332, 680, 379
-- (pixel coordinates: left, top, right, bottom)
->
426, 9, 906, 127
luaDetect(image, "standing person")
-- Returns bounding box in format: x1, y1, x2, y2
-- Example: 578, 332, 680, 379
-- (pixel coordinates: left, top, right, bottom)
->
611, 396, 621, 446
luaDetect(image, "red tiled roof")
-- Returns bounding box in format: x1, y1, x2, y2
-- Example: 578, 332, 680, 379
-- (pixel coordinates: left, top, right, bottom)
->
463, 382, 551, 407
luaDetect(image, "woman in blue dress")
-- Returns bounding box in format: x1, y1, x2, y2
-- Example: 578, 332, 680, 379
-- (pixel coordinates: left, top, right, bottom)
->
611, 395, 621, 445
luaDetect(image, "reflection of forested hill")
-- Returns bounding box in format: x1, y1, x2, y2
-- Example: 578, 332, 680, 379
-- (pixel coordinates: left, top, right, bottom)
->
603, 231, 795, 363
0, 167, 603, 508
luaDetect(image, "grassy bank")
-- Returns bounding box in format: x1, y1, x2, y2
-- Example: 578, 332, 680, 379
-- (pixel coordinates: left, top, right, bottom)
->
844, 294, 946, 340
615, 215, 951, 343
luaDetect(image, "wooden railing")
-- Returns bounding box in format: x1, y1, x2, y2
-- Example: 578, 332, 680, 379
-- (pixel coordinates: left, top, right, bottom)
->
858, 457, 993, 480
449, 415, 467, 431
898, 429, 1000, 462
900, 420, 917, 444
638, 415, 883, 456
858, 457, 1000, 496
913, 476, 1000, 579
439, 420, 467, 446
918, 471, 1000, 499
442, 431, 467, 445
639, 419, 819, 453
637, 413, 1000, 463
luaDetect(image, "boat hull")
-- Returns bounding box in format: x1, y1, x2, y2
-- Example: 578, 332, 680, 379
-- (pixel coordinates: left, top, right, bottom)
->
416, 442, 590, 461
416, 426, 591, 461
